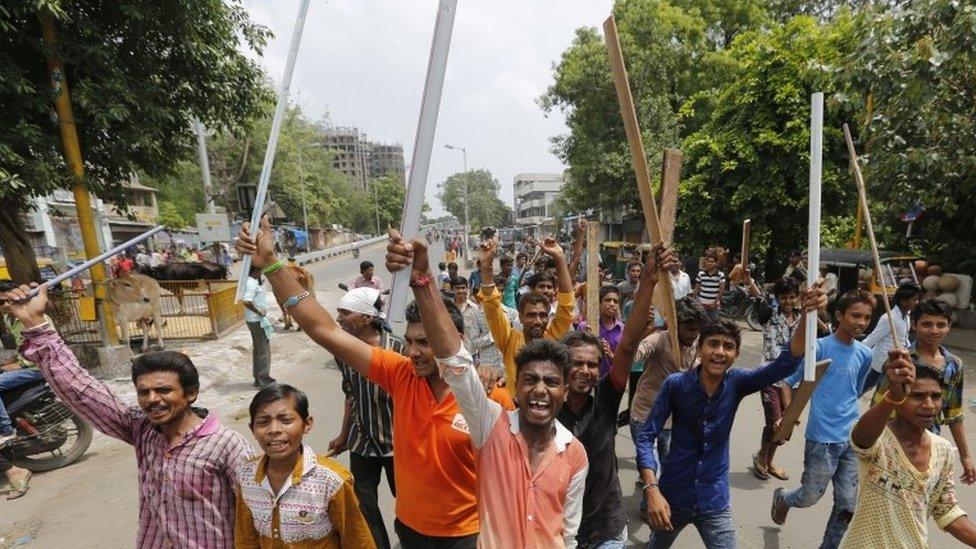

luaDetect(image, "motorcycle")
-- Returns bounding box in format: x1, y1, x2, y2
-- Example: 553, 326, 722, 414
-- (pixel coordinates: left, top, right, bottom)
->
719, 286, 767, 332
1, 379, 93, 472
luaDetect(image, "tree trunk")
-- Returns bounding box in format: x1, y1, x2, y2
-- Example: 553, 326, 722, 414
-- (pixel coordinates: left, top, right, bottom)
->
0, 195, 41, 283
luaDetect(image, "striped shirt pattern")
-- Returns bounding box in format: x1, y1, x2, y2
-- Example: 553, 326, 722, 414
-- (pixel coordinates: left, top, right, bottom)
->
696, 269, 726, 304
21, 324, 254, 549
337, 333, 403, 457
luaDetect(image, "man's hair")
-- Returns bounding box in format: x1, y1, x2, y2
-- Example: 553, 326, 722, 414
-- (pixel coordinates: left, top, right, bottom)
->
438, 262, 446, 270
518, 292, 551, 314
359, 260, 373, 274
514, 339, 571, 381
516, 252, 527, 261
773, 276, 800, 298
911, 298, 954, 324
450, 276, 469, 288
248, 383, 310, 425
447, 262, 458, 270
599, 285, 620, 301
561, 330, 604, 360
500, 256, 513, 266
627, 260, 642, 270
703, 250, 719, 260
893, 282, 921, 308
675, 296, 709, 326
131, 351, 200, 394
527, 271, 556, 289
698, 317, 741, 350
836, 289, 877, 314
913, 361, 947, 389
404, 298, 465, 335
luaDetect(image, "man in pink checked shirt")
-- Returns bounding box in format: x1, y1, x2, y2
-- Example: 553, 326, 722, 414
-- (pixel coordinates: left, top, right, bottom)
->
4, 283, 253, 549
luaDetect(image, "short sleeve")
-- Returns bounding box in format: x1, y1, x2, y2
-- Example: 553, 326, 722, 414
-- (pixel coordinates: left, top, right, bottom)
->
931, 443, 967, 530
850, 426, 885, 460
364, 347, 411, 395
242, 279, 257, 301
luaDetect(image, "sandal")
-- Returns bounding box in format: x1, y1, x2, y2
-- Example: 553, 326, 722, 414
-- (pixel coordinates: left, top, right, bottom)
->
768, 465, 790, 481
6, 470, 32, 500
752, 454, 770, 480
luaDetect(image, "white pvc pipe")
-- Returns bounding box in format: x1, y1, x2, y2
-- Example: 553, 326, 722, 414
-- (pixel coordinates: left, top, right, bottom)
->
388, 0, 458, 323
804, 92, 824, 381
193, 119, 216, 214
236, 0, 312, 301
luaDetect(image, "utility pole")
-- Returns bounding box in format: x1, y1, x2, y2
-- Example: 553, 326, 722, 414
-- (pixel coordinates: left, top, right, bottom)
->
40, 12, 118, 344
193, 119, 216, 214
444, 144, 469, 262
297, 145, 311, 253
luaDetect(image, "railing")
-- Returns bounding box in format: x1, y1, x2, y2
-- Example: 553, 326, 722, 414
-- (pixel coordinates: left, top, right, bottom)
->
293, 223, 441, 267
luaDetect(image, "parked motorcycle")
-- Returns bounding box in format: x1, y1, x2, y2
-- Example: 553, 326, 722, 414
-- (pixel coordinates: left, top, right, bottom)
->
719, 286, 766, 332
1, 379, 92, 472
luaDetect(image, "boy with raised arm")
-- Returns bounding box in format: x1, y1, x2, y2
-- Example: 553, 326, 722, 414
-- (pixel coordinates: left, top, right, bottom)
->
237, 218, 479, 548
841, 350, 976, 547
386, 231, 588, 548
636, 284, 824, 548
480, 234, 576, 395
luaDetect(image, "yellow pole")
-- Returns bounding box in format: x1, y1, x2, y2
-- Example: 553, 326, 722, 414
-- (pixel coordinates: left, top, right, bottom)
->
40, 13, 118, 344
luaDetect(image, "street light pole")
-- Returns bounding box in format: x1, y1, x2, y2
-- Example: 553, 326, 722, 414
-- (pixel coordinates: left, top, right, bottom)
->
297, 145, 311, 253
444, 144, 469, 261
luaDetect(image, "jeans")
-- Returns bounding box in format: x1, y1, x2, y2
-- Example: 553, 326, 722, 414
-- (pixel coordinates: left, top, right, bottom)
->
394, 519, 477, 549
781, 440, 858, 549
350, 452, 396, 549
246, 322, 273, 386
647, 507, 736, 548
630, 419, 672, 513
0, 369, 46, 434
584, 526, 627, 548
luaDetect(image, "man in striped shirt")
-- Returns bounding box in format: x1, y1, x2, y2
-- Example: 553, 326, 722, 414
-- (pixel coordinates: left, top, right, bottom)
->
693, 251, 726, 321
6, 284, 252, 548
327, 286, 402, 549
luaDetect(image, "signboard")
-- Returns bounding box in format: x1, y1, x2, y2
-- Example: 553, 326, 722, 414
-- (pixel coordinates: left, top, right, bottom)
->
196, 213, 231, 242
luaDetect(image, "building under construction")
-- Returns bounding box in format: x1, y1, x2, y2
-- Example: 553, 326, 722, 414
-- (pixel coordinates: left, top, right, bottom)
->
322, 127, 405, 190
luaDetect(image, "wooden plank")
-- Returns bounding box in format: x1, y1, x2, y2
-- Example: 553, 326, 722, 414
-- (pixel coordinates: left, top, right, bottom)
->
658, 149, 682, 244
740, 219, 751, 271
603, 14, 682, 368
586, 222, 601, 331
773, 359, 832, 443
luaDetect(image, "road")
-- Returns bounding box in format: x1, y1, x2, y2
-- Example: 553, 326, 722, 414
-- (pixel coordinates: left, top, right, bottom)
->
3, 244, 975, 548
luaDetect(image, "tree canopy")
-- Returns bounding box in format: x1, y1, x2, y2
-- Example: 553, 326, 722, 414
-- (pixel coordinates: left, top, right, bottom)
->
437, 169, 513, 230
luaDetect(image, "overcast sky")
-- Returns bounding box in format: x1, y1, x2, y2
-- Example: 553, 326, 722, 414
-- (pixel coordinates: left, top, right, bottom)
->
242, 0, 613, 217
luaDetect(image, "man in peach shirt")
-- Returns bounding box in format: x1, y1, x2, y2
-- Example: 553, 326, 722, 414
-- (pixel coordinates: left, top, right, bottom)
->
387, 231, 588, 548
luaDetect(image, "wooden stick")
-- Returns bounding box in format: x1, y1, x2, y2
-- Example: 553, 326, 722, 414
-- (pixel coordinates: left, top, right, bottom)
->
843, 123, 901, 348
658, 150, 682, 244
586, 222, 601, 331
773, 359, 832, 443
604, 14, 682, 369
740, 219, 751, 273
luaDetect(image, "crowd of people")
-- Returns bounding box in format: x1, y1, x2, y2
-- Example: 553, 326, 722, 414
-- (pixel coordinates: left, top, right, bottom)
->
0, 214, 972, 548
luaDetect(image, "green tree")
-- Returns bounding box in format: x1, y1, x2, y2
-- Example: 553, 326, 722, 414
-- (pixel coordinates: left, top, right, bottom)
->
437, 170, 513, 230
155, 201, 187, 229
364, 175, 406, 234
0, 1, 271, 281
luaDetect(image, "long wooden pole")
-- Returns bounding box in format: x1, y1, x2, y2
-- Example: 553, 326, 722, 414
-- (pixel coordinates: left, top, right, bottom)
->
604, 14, 682, 368
586, 222, 600, 331
388, 0, 458, 323
740, 219, 751, 272
658, 150, 682, 244
843, 123, 900, 348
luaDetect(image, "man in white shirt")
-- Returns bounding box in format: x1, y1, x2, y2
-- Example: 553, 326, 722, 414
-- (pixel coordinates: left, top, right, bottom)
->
671, 263, 692, 300
862, 282, 920, 372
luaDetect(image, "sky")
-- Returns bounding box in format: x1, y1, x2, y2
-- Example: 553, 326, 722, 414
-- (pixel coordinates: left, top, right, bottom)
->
241, 0, 613, 217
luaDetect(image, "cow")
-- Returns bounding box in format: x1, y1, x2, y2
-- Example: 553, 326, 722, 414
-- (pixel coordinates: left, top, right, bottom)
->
138, 261, 228, 313
106, 273, 164, 352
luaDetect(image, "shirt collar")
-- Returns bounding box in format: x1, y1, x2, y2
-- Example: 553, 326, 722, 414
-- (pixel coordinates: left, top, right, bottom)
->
254, 444, 318, 485
507, 411, 575, 453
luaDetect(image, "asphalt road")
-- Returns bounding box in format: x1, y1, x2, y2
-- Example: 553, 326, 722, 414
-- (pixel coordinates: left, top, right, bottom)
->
3, 244, 975, 548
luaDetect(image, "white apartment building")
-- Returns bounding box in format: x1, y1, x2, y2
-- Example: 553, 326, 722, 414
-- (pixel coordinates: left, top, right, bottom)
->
513, 173, 564, 232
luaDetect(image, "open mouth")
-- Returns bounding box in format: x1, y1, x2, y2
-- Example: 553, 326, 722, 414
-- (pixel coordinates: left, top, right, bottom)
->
146, 405, 168, 419
266, 440, 289, 452
526, 399, 552, 419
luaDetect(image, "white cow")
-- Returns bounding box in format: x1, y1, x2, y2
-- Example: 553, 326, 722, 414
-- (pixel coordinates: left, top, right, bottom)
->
106, 273, 164, 352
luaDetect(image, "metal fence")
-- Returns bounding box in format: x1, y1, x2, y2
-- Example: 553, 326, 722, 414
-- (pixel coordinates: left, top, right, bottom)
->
50, 280, 244, 346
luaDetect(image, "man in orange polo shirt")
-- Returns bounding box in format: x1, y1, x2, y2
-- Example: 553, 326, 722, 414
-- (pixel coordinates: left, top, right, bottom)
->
236, 218, 479, 548
387, 230, 589, 548
479, 235, 576, 394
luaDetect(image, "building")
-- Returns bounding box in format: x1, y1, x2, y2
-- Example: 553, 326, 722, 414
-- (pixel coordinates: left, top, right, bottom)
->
322, 127, 406, 190
513, 173, 564, 235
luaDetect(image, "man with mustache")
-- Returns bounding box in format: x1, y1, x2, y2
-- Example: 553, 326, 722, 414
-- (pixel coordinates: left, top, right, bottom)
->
479, 234, 575, 396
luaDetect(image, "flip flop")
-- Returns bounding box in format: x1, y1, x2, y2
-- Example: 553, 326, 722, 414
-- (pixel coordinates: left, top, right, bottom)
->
752, 454, 770, 480
7, 470, 32, 500
768, 466, 790, 481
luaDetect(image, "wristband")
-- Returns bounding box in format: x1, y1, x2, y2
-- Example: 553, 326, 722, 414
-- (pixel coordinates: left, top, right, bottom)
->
882, 390, 907, 406
409, 273, 434, 288
640, 481, 659, 491
283, 290, 310, 312
262, 260, 285, 276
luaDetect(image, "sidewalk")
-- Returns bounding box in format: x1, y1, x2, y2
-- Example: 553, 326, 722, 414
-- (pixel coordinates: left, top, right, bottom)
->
945, 327, 976, 353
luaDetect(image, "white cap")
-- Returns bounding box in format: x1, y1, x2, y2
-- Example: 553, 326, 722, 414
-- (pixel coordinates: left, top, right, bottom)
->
337, 287, 383, 318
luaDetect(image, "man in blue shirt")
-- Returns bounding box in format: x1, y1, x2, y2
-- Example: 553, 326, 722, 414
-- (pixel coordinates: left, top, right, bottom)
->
636, 284, 825, 548
772, 289, 875, 549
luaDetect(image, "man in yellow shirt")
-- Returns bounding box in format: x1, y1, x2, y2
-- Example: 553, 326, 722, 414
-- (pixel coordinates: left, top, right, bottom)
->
479, 235, 575, 395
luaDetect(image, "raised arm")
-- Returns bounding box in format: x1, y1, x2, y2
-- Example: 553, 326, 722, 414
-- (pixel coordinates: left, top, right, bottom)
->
236, 217, 373, 376
851, 349, 914, 450
386, 231, 500, 448
6, 285, 137, 445
610, 243, 677, 392
478, 238, 516, 347
565, 219, 586, 283
540, 236, 573, 296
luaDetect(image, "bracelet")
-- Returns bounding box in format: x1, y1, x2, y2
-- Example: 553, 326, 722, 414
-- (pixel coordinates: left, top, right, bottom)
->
882, 390, 907, 406
640, 481, 659, 491
262, 259, 285, 276
283, 290, 310, 312
410, 273, 434, 288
